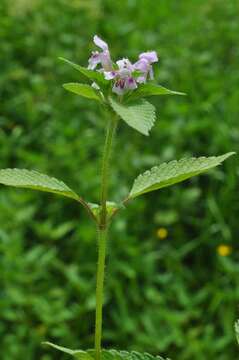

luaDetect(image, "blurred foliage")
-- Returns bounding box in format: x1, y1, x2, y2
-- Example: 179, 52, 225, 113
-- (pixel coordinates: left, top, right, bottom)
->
0, 0, 239, 359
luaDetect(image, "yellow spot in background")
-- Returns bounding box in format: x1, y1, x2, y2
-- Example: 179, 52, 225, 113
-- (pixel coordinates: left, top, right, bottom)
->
217, 244, 232, 257
157, 227, 168, 240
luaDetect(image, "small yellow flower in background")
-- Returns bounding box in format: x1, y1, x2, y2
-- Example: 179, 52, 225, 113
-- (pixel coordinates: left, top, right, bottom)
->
156, 227, 168, 240
217, 244, 232, 257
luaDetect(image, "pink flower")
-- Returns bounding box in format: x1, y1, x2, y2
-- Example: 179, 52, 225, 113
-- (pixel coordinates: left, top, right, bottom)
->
134, 51, 158, 83
112, 77, 137, 95
108, 58, 137, 95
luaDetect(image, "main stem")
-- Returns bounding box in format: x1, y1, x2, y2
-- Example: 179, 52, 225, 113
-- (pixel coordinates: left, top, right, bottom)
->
95, 114, 117, 360
100, 114, 117, 223
95, 227, 107, 360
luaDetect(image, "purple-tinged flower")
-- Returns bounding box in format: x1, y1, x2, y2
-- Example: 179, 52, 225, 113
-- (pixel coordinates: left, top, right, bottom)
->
113, 77, 137, 95
112, 79, 125, 95
111, 58, 137, 95
88, 35, 112, 71
134, 59, 149, 83
134, 51, 158, 83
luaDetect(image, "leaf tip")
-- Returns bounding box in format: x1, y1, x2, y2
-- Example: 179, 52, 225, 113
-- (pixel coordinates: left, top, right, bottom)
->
42, 341, 51, 347
62, 83, 71, 89
58, 56, 66, 62
170, 90, 187, 96
221, 151, 236, 160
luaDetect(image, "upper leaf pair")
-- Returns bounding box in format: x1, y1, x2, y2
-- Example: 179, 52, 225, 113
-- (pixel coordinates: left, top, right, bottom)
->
60, 57, 185, 136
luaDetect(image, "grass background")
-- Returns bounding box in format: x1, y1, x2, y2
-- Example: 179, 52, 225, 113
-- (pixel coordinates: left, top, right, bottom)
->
0, 0, 239, 359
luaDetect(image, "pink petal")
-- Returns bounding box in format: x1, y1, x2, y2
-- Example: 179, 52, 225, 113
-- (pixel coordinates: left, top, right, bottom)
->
112, 79, 126, 95
93, 35, 108, 50
100, 50, 112, 71
116, 58, 134, 71
134, 58, 149, 72
139, 51, 158, 63
136, 75, 147, 84
126, 77, 137, 90
88, 52, 101, 70
104, 71, 117, 80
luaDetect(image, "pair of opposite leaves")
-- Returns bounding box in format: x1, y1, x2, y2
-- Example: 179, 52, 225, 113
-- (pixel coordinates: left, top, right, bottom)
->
0, 57, 235, 209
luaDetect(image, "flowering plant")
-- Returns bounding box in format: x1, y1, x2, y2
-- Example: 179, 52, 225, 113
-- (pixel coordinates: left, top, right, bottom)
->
0, 36, 235, 360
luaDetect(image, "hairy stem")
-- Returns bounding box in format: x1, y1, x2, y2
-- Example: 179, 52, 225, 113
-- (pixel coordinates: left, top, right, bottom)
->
95, 113, 117, 360
100, 115, 118, 226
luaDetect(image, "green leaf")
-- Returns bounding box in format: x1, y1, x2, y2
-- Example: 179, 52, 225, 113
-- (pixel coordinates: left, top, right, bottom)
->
235, 320, 239, 345
59, 57, 108, 86
128, 83, 185, 101
109, 97, 156, 136
0, 169, 80, 201
43, 342, 169, 360
129, 152, 235, 198
63, 83, 102, 102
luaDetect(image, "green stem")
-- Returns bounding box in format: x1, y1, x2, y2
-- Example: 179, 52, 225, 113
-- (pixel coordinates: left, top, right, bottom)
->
95, 114, 117, 360
95, 227, 107, 360
100, 115, 118, 226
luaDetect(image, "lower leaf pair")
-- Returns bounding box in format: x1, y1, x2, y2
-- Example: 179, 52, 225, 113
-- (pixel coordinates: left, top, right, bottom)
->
44, 342, 169, 360
0, 153, 234, 214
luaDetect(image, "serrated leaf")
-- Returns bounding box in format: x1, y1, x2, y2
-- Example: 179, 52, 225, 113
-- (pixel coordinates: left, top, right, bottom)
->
59, 57, 108, 86
44, 342, 169, 360
63, 83, 102, 102
0, 169, 80, 201
235, 320, 239, 345
109, 97, 156, 136
128, 83, 186, 101
129, 152, 235, 198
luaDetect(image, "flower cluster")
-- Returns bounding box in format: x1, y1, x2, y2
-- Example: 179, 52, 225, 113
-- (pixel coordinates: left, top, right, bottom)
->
88, 35, 158, 95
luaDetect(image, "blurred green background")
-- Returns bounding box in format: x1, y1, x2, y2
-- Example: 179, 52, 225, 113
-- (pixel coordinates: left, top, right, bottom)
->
1, 0, 239, 359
